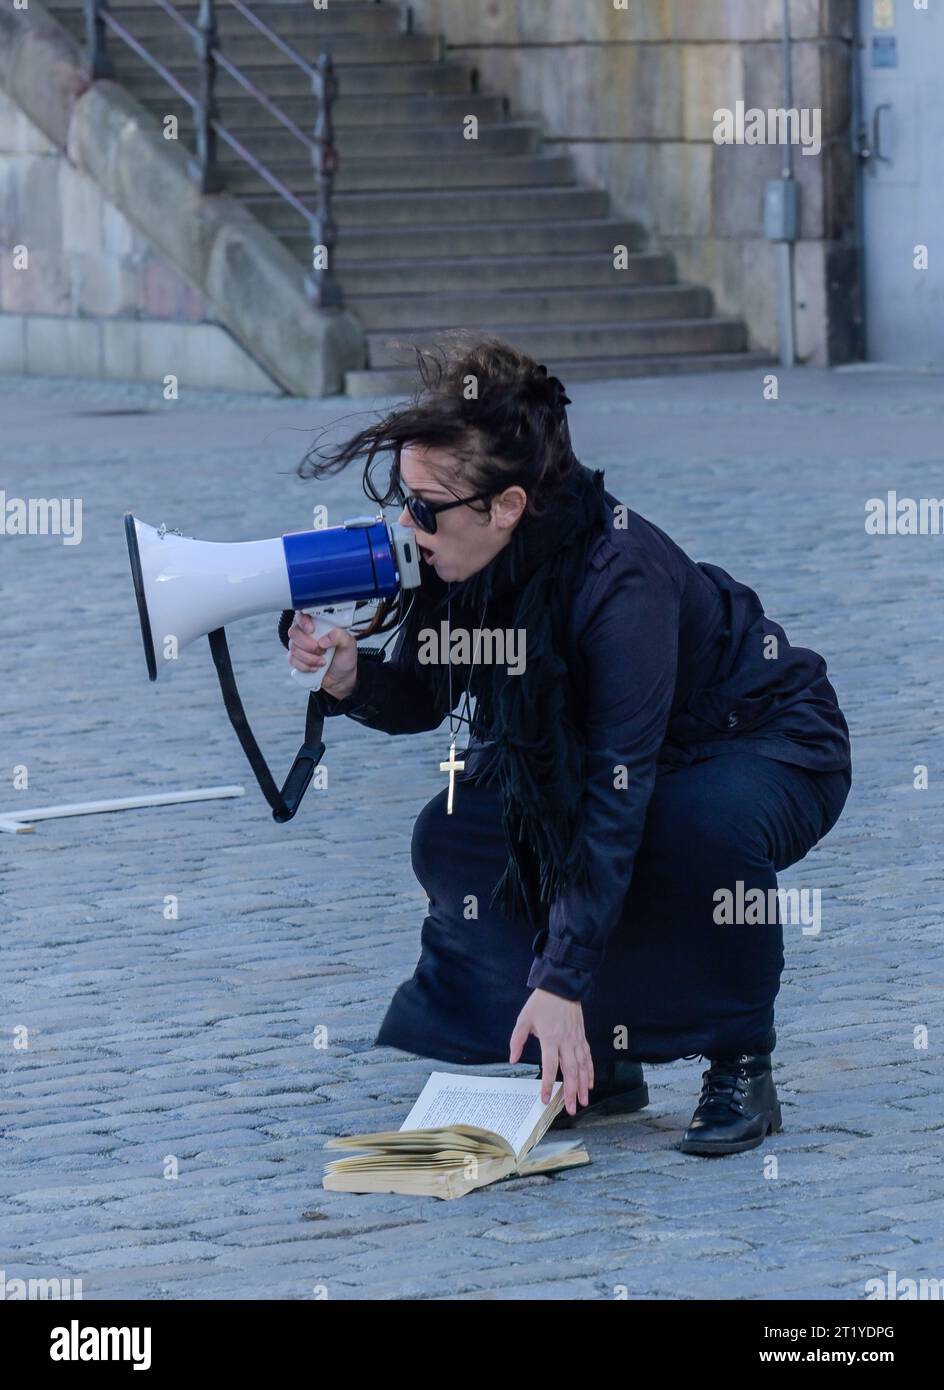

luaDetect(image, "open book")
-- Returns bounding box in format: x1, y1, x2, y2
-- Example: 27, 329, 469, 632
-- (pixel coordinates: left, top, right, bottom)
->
323, 1072, 590, 1200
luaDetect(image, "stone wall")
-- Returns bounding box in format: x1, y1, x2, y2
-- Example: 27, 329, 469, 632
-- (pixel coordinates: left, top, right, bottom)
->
409, 0, 860, 363
0, 90, 278, 392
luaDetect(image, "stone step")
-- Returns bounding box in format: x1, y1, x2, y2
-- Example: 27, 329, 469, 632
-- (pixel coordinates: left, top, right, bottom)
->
211, 121, 540, 160
138, 91, 508, 128
345, 350, 772, 397
123, 61, 472, 98
348, 284, 711, 331
114, 32, 439, 67
46, 2, 402, 38
45, 0, 755, 391
225, 153, 575, 195
337, 251, 674, 294
247, 184, 610, 229
364, 317, 747, 367
294, 217, 647, 262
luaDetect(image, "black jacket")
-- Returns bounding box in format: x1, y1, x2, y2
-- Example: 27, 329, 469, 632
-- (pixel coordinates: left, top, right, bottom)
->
278, 499, 851, 1003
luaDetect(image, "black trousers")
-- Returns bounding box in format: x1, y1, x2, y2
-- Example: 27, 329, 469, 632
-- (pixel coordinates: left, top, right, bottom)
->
375, 752, 852, 1067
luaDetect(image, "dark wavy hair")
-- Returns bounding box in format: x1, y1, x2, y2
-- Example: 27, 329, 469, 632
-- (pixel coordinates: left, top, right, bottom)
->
297, 334, 578, 639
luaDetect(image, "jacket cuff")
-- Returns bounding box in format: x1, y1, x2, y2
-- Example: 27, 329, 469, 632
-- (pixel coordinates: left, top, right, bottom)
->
527, 929, 600, 1003
315, 648, 386, 721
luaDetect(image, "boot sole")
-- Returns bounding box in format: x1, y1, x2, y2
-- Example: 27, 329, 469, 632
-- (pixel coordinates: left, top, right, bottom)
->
677, 1103, 783, 1156
552, 1081, 650, 1129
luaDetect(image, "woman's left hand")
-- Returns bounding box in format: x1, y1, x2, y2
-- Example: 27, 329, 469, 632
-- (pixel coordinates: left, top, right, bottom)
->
509, 989, 595, 1117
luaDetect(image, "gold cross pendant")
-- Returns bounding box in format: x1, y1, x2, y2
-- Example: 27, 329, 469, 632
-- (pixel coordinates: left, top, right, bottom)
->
439, 739, 465, 815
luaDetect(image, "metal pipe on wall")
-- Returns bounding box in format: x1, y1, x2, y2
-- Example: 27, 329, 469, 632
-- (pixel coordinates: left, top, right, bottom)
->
776, 0, 797, 367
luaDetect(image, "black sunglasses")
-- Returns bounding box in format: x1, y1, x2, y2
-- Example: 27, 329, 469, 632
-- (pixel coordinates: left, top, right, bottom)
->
392, 481, 492, 535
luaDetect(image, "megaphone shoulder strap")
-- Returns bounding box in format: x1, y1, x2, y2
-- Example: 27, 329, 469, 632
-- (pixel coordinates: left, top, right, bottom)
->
207, 627, 325, 824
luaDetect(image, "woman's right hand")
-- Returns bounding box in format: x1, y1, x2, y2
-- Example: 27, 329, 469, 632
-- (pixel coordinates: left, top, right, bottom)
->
287, 612, 359, 700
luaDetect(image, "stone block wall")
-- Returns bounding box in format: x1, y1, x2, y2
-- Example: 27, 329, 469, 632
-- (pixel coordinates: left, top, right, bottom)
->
0, 89, 281, 392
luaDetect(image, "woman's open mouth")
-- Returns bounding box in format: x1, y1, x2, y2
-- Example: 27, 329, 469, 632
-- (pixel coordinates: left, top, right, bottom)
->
419, 545, 435, 565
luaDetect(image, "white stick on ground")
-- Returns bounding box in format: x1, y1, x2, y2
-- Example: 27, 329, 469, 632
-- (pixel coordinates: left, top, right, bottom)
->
0, 785, 245, 834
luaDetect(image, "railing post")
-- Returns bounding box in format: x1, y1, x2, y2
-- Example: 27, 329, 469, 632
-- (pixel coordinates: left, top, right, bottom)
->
192, 0, 224, 193
84, 0, 115, 79
306, 50, 343, 310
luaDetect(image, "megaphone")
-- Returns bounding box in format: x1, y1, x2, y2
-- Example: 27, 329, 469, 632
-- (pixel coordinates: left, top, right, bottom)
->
124, 512, 421, 687
123, 511, 422, 823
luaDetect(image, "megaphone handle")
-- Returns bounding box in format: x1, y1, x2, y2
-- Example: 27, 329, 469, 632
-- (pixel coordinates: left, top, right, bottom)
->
290, 603, 357, 694
290, 611, 336, 693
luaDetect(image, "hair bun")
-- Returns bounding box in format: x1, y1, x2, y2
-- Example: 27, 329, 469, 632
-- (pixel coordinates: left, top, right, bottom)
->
534, 363, 572, 419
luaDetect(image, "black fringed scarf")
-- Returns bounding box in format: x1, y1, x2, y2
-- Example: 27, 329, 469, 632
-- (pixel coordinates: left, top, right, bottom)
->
398, 460, 613, 929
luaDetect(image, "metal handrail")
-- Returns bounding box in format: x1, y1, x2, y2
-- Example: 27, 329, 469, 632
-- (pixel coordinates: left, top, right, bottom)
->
227, 0, 316, 78
215, 128, 315, 224
83, 0, 342, 308
94, 11, 200, 113
212, 48, 318, 155
99, 0, 321, 161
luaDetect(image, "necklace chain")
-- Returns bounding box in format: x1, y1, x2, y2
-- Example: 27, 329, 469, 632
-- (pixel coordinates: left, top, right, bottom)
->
439, 592, 485, 814
446, 590, 488, 743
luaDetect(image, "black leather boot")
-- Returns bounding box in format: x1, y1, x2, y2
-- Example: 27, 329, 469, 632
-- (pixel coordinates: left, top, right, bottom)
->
539, 1058, 649, 1129
678, 1050, 782, 1155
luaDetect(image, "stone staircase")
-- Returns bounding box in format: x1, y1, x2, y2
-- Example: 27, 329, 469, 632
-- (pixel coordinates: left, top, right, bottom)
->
48, 0, 765, 397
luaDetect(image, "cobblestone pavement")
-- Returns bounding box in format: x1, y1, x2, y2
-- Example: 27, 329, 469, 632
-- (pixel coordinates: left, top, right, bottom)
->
1, 366, 942, 1301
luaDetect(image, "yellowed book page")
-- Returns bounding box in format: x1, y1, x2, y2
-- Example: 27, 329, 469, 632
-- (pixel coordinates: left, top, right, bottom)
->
325, 1126, 502, 1156
326, 1150, 484, 1171
323, 1154, 516, 1200
516, 1139, 590, 1175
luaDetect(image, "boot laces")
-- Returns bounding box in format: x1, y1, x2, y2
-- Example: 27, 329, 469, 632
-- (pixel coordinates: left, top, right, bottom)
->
698, 1055, 751, 1112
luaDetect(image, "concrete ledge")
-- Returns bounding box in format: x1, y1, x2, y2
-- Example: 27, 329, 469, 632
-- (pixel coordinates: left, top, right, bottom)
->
0, 2, 365, 395
0, 312, 283, 393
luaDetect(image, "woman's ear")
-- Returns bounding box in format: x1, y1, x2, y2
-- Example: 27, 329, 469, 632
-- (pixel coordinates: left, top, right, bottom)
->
493, 484, 528, 531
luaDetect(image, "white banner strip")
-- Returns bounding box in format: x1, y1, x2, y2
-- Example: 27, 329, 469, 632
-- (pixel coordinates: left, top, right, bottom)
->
0, 785, 245, 834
